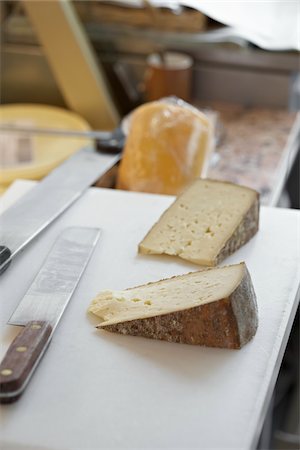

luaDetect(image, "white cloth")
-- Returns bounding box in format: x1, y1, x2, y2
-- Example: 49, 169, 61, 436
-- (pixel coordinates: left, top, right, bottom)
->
114, 0, 300, 50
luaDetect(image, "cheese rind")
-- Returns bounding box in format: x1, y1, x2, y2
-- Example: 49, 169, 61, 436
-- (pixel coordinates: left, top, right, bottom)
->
88, 263, 258, 349
138, 179, 259, 266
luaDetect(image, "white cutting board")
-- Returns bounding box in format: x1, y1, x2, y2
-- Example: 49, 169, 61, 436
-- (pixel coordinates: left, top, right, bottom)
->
0, 180, 299, 450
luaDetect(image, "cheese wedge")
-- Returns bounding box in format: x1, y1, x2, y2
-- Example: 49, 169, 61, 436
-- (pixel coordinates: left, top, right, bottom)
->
88, 263, 258, 349
139, 179, 259, 266
116, 101, 212, 195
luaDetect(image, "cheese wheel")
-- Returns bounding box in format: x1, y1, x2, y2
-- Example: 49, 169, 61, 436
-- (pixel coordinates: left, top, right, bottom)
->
117, 101, 212, 195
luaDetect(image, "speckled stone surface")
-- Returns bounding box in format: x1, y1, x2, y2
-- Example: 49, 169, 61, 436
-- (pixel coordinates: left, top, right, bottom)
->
204, 103, 299, 205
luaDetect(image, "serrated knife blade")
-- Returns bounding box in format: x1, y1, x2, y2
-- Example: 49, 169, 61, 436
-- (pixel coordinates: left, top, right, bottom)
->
0, 226, 100, 403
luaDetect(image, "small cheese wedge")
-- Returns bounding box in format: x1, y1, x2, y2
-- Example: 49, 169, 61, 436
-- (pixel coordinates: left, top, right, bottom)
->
139, 179, 259, 266
88, 263, 258, 349
116, 101, 212, 195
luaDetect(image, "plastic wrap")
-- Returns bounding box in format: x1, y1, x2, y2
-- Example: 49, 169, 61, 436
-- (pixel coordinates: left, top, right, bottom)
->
117, 97, 213, 195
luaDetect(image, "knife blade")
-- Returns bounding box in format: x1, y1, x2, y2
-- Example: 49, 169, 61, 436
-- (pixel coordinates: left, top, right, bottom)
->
0, 226, 100, 403
0, 147, 119, 274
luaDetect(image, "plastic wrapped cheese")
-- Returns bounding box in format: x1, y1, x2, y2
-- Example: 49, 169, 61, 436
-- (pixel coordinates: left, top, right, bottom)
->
116, 99, 213, 195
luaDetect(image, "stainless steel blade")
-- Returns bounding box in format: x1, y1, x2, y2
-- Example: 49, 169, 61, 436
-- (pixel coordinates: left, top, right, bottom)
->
0, 124, 114, 140
0, 147, 119, 273
8, 226, 100, 328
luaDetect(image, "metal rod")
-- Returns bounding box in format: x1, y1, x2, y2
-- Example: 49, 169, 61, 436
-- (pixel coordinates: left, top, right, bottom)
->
0, 125, 113, 141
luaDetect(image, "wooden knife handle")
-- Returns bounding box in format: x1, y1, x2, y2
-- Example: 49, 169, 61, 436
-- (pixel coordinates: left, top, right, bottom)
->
0, 246, 12, 275
0, 321, 52, 403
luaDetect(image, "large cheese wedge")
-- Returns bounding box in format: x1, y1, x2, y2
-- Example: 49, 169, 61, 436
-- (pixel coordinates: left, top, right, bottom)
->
88, 263, 258, 349
139, 179, 259, 266
116, 101, 212, 195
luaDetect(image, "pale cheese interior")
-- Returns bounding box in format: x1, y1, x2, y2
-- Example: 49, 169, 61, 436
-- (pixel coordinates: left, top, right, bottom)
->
89, 263, 245, 326
139, 179, 256, 265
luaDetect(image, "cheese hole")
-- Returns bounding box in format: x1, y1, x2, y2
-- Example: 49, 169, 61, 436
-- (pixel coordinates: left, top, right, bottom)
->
144, 300, 152, 306
131, 298, 141, 303
179, 203, 188, 210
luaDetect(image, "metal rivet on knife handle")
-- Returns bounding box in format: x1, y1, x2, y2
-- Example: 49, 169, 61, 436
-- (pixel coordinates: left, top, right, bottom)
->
16, 347, 27, 353
0, 321, 52, 403
0, 246, 12, 275
1, 369, 13, 376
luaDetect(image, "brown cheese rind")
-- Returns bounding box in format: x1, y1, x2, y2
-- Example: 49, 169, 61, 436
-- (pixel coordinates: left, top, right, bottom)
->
98, 267, 258, 349
215, 196, 259, 265
230, 265, 258, 347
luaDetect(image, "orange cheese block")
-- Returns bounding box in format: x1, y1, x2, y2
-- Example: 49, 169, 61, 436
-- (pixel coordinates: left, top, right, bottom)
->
117, 101, 212, 195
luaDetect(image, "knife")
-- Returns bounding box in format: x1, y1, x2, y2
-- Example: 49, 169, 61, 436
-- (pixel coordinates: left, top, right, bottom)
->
0, 147, 119, 274
0, 124, 126, 152
0, 226, 100, 403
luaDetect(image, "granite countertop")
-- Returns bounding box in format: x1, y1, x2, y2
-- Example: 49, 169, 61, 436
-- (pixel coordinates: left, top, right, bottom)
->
204, 103, 299, 205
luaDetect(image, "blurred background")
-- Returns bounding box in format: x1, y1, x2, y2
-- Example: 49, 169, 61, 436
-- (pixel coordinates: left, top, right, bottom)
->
1, 1, 300, 113
0, 1, 299, 448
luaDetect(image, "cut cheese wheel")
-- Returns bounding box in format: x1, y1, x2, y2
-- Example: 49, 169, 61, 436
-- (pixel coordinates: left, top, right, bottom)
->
88, 262, 258, 349
139, 179, 259, 266
116, 101, 212, 195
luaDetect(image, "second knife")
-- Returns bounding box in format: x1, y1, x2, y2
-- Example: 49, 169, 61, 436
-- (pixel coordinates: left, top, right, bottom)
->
0, 226, 100, 403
